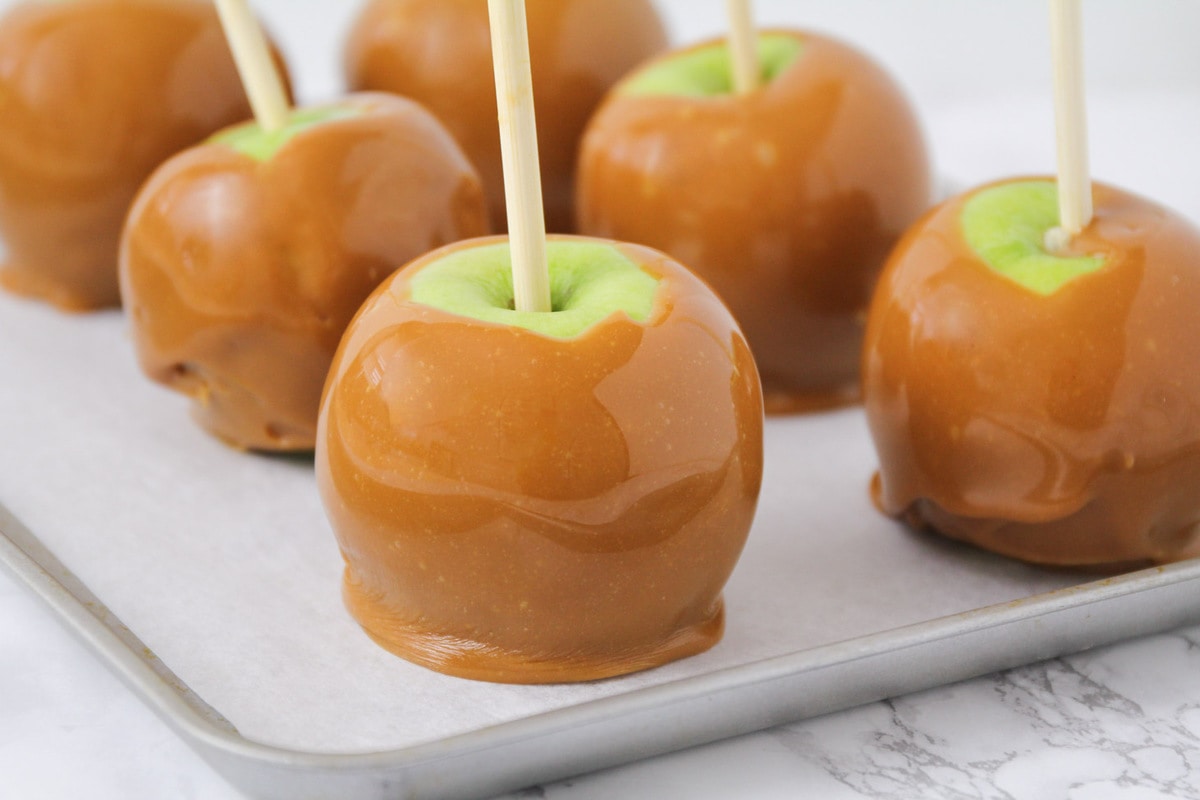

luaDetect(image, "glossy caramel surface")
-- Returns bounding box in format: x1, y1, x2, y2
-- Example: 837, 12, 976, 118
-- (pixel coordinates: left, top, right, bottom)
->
344, 0, 668, 234
316, 236, 764, 683
120, 94, 489, 451
864, 179, 1200, 567
0, 0, 286, 311
577, 31, 931, 414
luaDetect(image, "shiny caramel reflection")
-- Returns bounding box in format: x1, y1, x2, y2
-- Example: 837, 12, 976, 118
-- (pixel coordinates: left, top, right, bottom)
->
317, 237, 764, 683
577, 32, 931, 413
0, 0, 289, 310
865, 181, 1200, 568
121, 94, 489, 451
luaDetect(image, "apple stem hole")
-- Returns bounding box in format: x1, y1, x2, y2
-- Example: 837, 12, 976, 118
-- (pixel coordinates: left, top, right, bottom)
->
1044, 226, 1072, 255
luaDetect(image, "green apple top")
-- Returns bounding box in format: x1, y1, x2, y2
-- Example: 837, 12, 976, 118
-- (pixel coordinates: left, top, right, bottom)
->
618, 32, 803, 97
962, 179, 1106, 295
410, 239, 660, 339
211, 105, 362, 161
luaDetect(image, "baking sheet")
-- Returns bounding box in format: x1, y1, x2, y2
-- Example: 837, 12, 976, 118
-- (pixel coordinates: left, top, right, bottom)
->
0, 2, 1197, 796
0, 288, 1099, 755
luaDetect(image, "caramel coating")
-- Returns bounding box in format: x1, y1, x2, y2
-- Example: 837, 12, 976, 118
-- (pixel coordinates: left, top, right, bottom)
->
864, 179, 1200, 568
577, 31, 931, 414
344, 0, 668, 234
316, 236, 764, 683
120, 94, 489, 451
0, 0, 289, 311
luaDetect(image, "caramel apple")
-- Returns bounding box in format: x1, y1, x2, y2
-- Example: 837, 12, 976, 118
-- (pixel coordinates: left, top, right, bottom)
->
864, 178, 1200, 568
0, 0, 290, 311
119, 93, 489, 451
343, 0, 668, 234
316, 236, 764, 683
576, 31, 932, 413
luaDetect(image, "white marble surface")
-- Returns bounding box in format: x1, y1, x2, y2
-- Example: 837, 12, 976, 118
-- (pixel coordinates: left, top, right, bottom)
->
516, 631, 1200, 800
3, 561, 1198, 799
3, 1, 1200, 798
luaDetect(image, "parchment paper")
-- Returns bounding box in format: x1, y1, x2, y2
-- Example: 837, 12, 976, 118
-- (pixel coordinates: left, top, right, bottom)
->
1, 0, 1198, 760
0, 292, 1082, 754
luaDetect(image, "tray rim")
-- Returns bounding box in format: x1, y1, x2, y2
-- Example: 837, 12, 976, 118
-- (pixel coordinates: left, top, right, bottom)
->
5, 497, 1200, 800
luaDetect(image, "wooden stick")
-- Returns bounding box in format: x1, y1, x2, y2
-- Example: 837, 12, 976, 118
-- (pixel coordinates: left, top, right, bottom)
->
726, 0, 759, 94
1048, 0, 1092, 245
214, 0, 289, 133
488, 0, 551, 313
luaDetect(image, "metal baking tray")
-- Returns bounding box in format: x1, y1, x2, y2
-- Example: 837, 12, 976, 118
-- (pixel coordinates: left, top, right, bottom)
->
3, 295, 1200, 800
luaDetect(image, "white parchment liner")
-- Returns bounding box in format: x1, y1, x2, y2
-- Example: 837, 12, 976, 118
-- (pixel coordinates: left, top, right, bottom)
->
0, 292, 1081, 754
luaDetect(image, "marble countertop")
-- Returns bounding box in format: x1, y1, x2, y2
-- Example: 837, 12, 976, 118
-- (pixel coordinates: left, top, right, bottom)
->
3, 563, 1198, 799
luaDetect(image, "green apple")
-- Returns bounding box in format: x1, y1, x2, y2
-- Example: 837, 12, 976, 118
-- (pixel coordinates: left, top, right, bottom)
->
961, 179, 1105, 295
316, 234, 764, 682
410, 239, 659, 338
864, 177, 1200, 567
620, 32, 803, 97
577, 30, 931, 413
0, 0, 291, 310
120, 92, 490, 452
210, 106, 362, 161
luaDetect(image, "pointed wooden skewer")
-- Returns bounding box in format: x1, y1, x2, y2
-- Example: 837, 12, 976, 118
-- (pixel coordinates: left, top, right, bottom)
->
214, 0, 289, 133
1045, 0, 1092, 253
488, 0, 551, 314
726, 0, 759, 95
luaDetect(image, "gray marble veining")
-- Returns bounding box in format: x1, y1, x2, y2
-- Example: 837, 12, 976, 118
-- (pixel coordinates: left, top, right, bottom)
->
518, 625, 1200, 799
772, 630, 1200, 799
